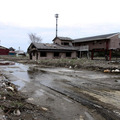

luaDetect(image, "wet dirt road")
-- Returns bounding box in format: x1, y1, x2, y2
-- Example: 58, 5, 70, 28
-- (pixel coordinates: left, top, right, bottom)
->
1, 62, 120, 120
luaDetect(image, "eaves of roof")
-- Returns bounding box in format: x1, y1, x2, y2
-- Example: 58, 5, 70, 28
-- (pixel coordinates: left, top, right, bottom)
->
0, 46, 9, 50
37, 49, 77, 52
30, 43, 77, 51
53, 36, 73, 41
73, 38, 110, 43
73, 33, 119, 43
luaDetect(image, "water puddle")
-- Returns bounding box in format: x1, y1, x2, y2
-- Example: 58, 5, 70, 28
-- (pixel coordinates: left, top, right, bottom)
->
13, 80, 25, 90
0, 61, 119, 92
0, 62, 32, 89
34, 89, 45, 97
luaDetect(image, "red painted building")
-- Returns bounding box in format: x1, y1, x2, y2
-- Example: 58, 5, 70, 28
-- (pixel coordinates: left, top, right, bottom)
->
0, 46, 9, 55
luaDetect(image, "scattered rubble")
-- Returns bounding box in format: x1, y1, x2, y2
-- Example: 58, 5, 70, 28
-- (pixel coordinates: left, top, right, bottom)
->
41, 107, 48, 111
104, 69, 110, 73
69, 66, 72, 69
112, 69, 120, 72
13, 109, 21, 116
0, 56, 120, 73
0, 61, 15, 65
0, 56, 120, 120
0, 73, 55, 120
104, 68, 120, 73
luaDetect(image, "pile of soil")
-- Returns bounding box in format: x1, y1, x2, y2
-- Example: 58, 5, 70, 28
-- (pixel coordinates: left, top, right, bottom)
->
0, 73, 55, 120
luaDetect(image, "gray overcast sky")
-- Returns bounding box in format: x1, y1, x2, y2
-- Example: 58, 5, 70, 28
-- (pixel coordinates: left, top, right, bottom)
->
0, 0, 120, 51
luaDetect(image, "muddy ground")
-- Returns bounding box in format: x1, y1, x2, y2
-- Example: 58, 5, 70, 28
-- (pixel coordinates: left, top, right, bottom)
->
0, 57, 120, 120
1, 56, 120, 71
0, 73, 56, 120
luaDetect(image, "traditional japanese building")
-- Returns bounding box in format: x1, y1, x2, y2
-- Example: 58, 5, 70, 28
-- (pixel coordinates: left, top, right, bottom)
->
27, 37, 77, 60
28, 33, 120, 60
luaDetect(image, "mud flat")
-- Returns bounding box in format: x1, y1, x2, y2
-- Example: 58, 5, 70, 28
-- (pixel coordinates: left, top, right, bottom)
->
0, 59, 120, 120
1, 56, 120, 72
0, 70, 55, 120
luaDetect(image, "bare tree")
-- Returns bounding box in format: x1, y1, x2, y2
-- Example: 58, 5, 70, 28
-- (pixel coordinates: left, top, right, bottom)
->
28, 33, 42, 43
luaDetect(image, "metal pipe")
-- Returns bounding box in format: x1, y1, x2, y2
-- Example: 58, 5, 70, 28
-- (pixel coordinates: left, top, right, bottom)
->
55, 14, 59, 37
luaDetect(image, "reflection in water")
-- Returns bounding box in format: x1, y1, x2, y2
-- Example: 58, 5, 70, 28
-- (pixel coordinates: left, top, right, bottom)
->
27, 67, 47, 79
0, 62, 115, 91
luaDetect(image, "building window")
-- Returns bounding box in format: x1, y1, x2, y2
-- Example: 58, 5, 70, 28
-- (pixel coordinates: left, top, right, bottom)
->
40, 52, 46, 57
61, 42, 69, 45
54, 52, 59, 57
66, 52, 71, 57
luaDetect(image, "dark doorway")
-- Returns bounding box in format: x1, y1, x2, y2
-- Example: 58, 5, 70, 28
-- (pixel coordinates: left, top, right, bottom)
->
54, 52, 59, 57
66, 52, 71, 57
30, 53, 32, 60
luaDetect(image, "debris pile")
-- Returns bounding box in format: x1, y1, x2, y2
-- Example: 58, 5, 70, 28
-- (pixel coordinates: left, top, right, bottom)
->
0, 73, 55, 120
0, 61, 15, 65
104, 69, 120, 73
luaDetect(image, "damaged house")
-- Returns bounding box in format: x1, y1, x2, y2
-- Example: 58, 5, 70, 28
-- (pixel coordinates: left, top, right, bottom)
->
73, 32, 120, 60
27, 37, 77, 60
28, 33, 120, 60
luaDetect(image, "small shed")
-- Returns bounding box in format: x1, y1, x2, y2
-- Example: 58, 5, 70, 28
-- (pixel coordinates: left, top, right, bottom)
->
9, 47, 16, 55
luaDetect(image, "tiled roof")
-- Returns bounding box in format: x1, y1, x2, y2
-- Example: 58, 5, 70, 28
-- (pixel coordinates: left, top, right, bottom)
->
53, 36, 73, 41
73, 33, 119, 43
33, 43, 77, 51
0, 46, 9, 50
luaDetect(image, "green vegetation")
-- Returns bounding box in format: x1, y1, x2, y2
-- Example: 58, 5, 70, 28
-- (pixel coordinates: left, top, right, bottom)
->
0, 55, 120, 72
11, 101, 24, 108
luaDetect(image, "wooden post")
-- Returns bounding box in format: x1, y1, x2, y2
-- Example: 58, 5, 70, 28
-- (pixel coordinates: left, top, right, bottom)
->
87, 51, 89, 59
106, 40, 109, 50
109, 50, 112, 61
79, 51, 81, 58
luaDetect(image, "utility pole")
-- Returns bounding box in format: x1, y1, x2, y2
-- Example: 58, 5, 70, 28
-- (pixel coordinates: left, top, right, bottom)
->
55, 14, 59, 37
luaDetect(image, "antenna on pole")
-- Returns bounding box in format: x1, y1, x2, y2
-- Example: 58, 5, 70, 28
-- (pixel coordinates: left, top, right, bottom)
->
55, 14, 59, 37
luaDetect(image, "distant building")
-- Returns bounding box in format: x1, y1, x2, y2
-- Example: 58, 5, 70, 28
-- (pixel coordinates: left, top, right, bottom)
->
27, 37, 77, 60
0, 46, 9, 55
15, 47, 26, 56
16, 50, 26, 56
9, 47, 15, 51
73, 33, 120, 60
9, 47, 16, 55
27, 33, 120, 61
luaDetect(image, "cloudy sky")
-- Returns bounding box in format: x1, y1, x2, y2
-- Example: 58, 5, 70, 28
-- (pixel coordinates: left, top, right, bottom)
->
0, 0, 120, 51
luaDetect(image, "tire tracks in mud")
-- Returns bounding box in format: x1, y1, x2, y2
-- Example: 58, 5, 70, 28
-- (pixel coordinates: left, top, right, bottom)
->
2, 64, 120, 120
28, 67, 120, 120
39, 82, 120, 120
